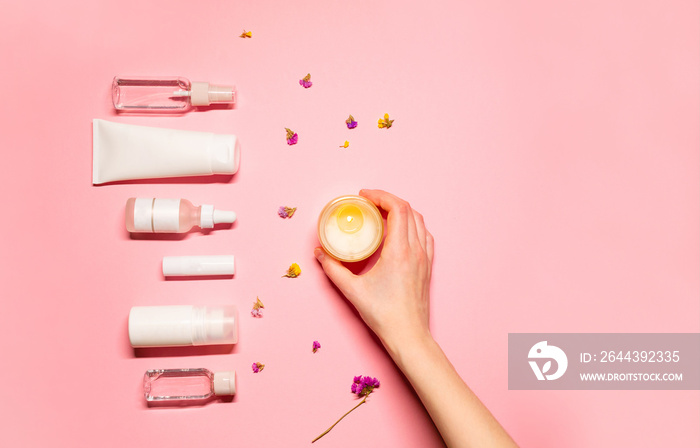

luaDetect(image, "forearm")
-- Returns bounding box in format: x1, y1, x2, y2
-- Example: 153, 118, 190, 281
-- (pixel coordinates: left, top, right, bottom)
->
316, 190, 515, 445
383, 333, 518, 448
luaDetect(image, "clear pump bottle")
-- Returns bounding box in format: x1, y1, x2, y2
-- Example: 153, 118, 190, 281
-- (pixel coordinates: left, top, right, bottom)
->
113, 76, 236, 112
143, 368, 236, 401
125, 198, 236, 233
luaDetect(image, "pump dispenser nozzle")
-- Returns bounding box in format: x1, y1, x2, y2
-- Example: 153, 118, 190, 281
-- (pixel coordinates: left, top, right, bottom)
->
190, 82, 236, 106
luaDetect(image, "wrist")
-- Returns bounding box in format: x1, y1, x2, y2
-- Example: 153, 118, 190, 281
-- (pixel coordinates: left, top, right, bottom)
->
381, 327, 435, 369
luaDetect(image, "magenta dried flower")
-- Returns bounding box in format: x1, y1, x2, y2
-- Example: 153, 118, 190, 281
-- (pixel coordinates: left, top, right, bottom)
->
312, 375, 380, 443
351, 376, 380, 396
312, 341, 321, 353
299, 73, 313, 88
252, 362, 265, 373
346, 114, 358, 129
285, 128, 298, 145
278, 206, 297, 219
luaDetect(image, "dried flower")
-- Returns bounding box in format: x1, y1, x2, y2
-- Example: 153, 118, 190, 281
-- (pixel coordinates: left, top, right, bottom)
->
377, 113, 394, 129
312, 375, 380, 443
283, 263, 301, 278
285, 128, 298, 145
312, 341, 321, 353
351, 376, 380, 396
346, 115, 358, 129
299, 73, 313, 88
278, 206, 297, 219
240, 30, 252, 38
252, 362, 265, 373
251, 297, 265, 318
339, 141, 349, 149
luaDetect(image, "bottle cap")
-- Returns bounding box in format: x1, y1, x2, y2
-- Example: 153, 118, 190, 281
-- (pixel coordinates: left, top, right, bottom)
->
128, 305, 238, 347
200, 205, 236, 229
208, 134, 240, 175
214, 210, 237, 224
213, 371, 236, 396
162, 255, 235, 277
190, 82, 236, 106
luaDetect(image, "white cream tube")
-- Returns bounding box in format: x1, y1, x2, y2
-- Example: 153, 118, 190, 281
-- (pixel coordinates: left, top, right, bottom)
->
92, 119, 240, 184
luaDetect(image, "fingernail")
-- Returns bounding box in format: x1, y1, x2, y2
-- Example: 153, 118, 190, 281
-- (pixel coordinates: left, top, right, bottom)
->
314, 248, 325, 261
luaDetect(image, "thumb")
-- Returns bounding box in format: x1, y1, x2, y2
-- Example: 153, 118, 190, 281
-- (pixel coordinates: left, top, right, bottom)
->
314, 247, 357, 296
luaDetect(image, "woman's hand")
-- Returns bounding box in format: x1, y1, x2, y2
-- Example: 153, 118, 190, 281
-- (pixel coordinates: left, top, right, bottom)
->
314, 189, 435, 353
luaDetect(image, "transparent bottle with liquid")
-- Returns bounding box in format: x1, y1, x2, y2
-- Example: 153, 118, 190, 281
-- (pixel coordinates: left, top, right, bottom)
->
113, 76, 236, 112
143, 368, 236, 401
125, 198, 236, 233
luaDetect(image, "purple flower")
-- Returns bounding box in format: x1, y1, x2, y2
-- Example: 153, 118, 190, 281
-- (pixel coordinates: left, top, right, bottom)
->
285, 128, 298, 145
278, 206, 297, 219
312, 340, 321, 353
300, 73, 312, 88
252, 362, 265, 373
346, 114, 358, 129
251, 297, 264, 317
352, 375, 380, 397
313, 374, 381, 442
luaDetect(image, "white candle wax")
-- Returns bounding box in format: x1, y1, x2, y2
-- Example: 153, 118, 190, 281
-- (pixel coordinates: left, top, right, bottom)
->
318, 196, 384, 262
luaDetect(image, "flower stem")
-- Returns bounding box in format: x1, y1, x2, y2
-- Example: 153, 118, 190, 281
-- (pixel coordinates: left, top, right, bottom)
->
312, 396, 368, 443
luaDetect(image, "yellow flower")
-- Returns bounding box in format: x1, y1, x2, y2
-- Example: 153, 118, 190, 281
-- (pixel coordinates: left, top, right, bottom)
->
378, 113, 394, 129
283, 263, 301, 278
240, 30, 252, 38
339, 140, 349, 148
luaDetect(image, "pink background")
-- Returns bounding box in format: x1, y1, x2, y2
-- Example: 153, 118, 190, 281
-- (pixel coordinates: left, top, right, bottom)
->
0, 1, 698, 446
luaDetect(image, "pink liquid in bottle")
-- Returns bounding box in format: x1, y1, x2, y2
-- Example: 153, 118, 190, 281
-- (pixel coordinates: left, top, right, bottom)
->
125, 198, 236, 233
143, 368, 235, 401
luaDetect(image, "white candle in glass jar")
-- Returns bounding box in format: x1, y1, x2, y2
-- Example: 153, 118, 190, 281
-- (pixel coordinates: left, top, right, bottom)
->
317, 195, 384, 262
